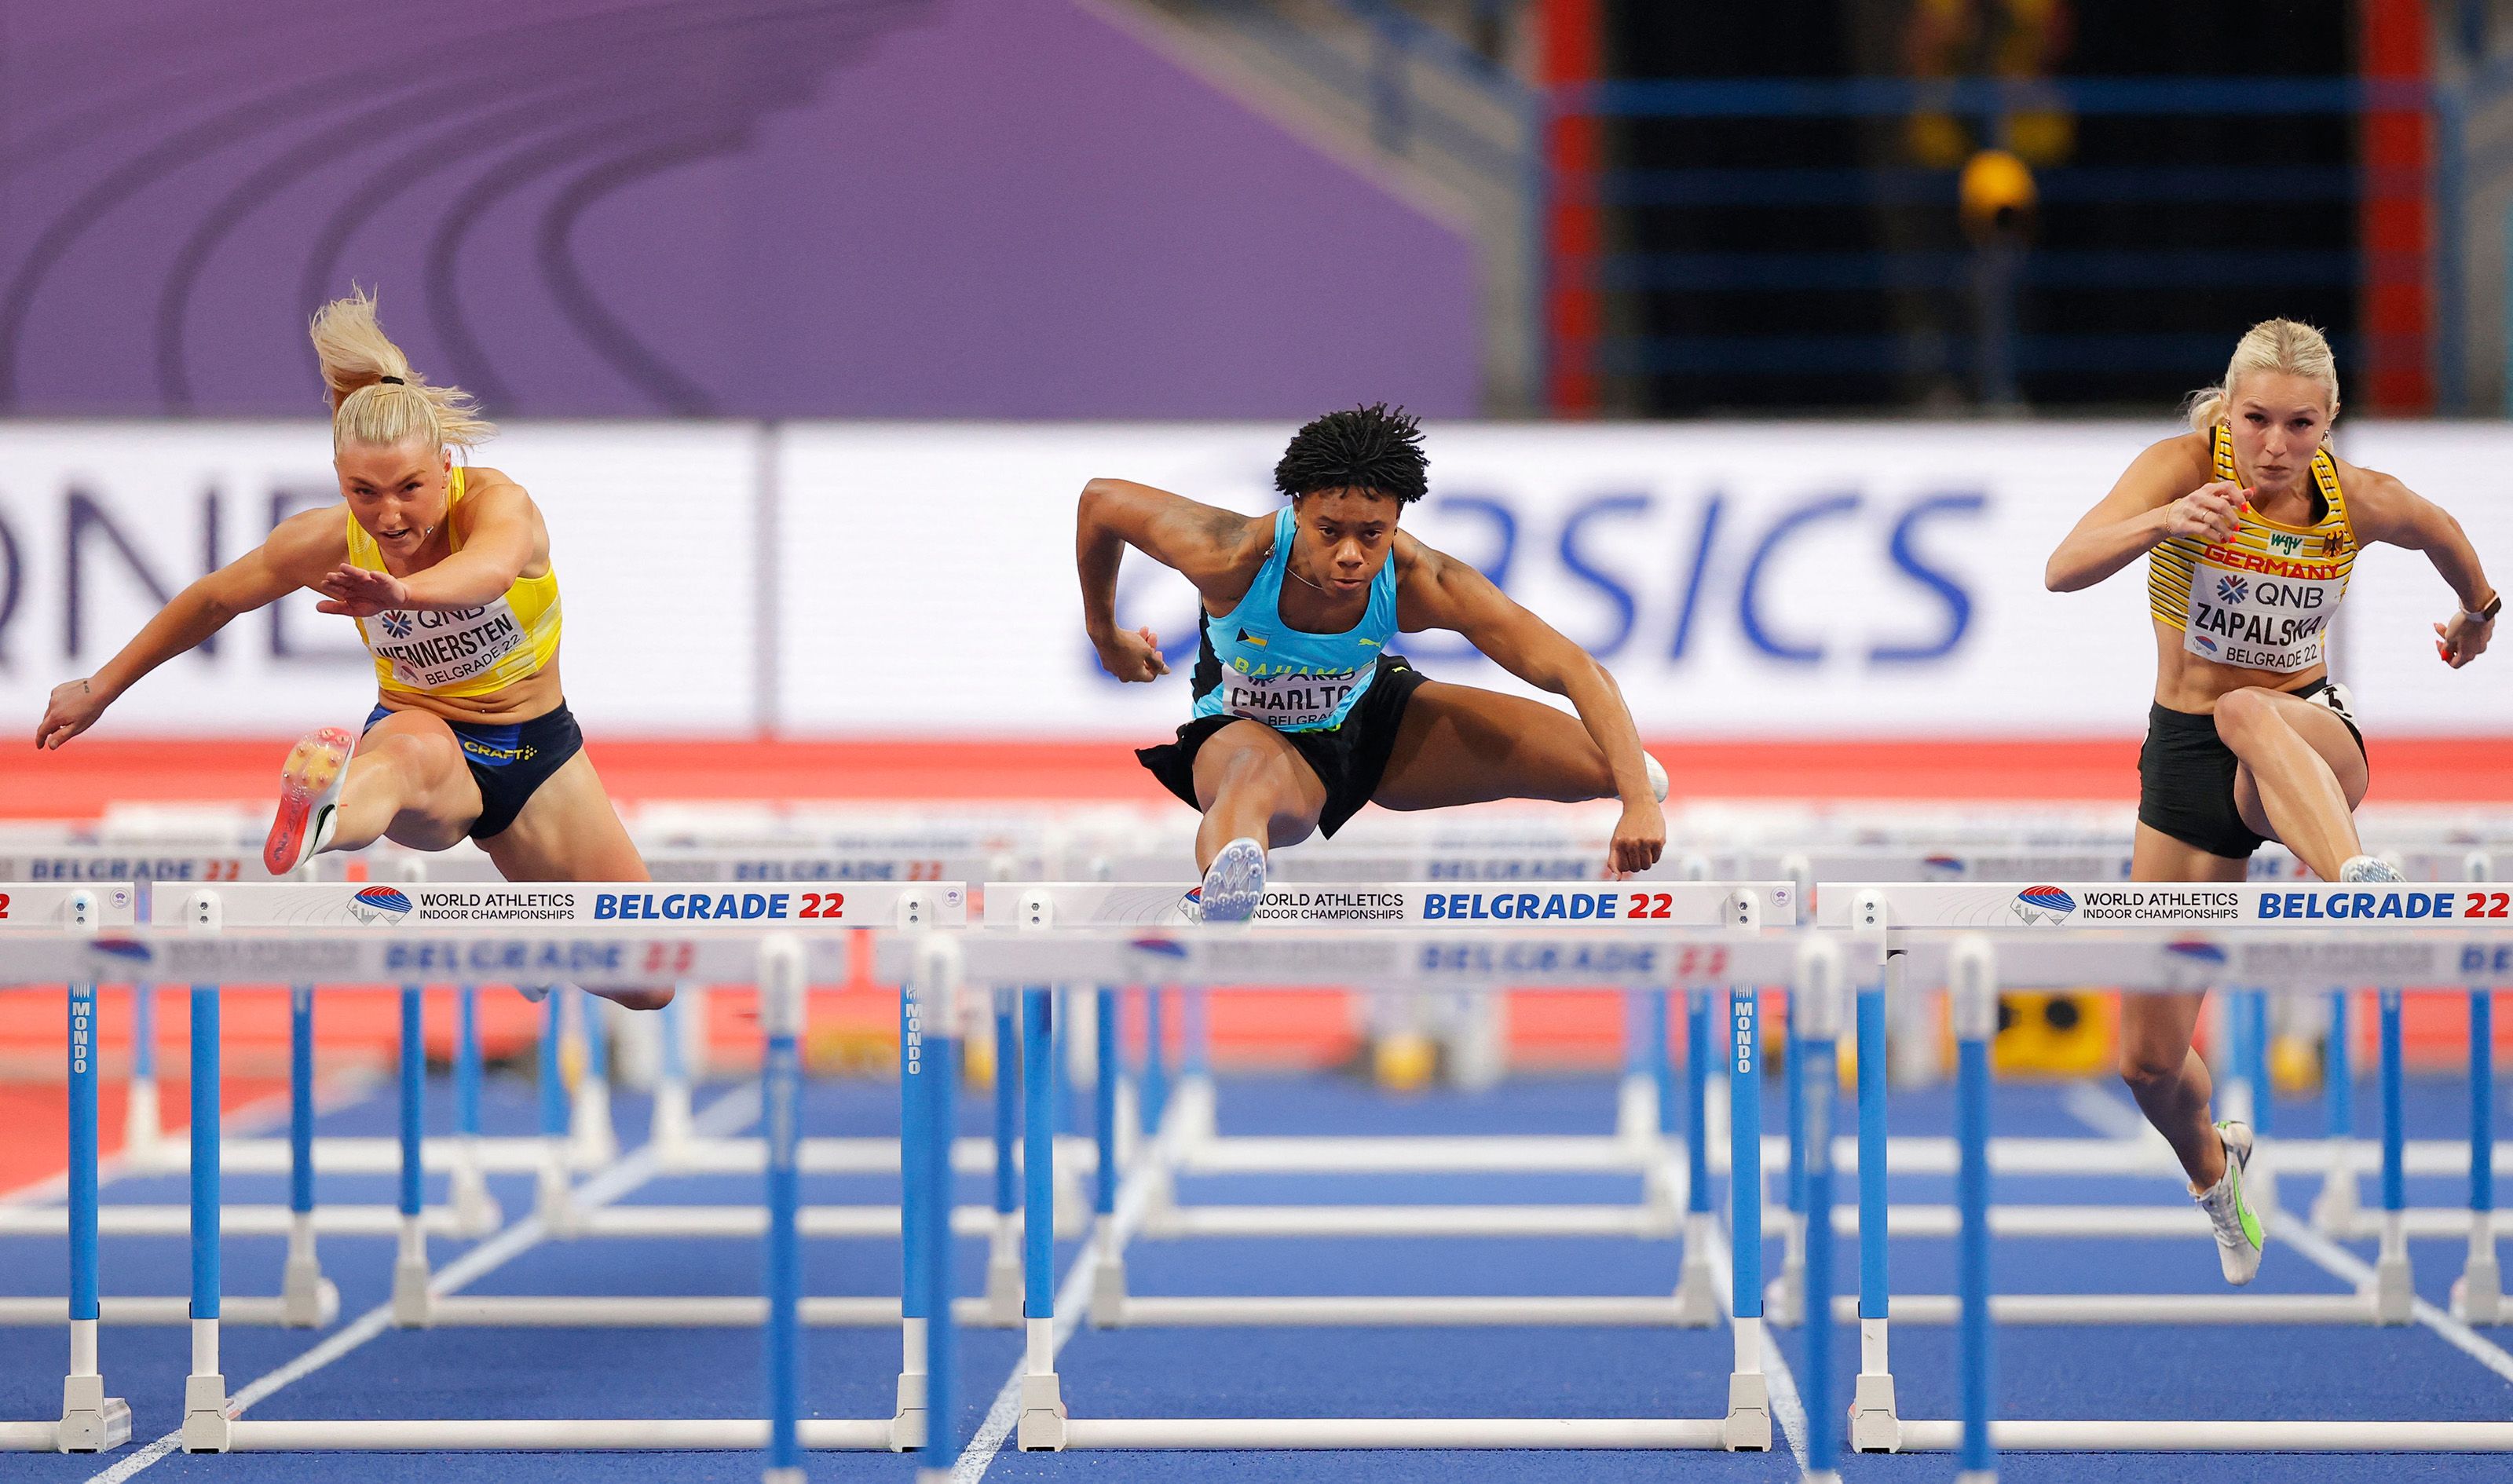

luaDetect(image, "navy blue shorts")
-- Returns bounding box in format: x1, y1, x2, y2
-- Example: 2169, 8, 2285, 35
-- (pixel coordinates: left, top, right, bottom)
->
362, 700, 585, 841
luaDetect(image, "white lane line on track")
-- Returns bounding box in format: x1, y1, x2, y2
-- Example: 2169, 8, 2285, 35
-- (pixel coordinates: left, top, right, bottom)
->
2065, 1080, 2513, 1389
951, 1096, 1170, 1482
79, 1082, 764, 1484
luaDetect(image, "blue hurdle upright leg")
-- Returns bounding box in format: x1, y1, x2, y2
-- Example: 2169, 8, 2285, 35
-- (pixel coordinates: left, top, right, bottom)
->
2372, 986, 2414, 1323
986, 988, 1022, 1322
1951, 941, 1999, 1484
390, 985, 430, 1327
126, 981, 163, 1160
181, 978, 229, 1453
1088, 986, 1128, 1325
2310, 988, 2361, 1232
1721, 983, 1770, 1452
2456, 981, 2502, 1323
533, 989, 576, 1232
1673, 987, 1718, 1324
280, 983, 335, 1326
446, 985, 501, 1234
892, 965, 931, 1452
759, 941, 807, 1484
917, 949, 963, 1480
1796, 941, 1850, 1483
568, 988, 618, 1164
60, 970, 132, 1452
1016, 987, 1068, 1449
1770, 986, 1807, 1325
1849, 962, 1900, 1452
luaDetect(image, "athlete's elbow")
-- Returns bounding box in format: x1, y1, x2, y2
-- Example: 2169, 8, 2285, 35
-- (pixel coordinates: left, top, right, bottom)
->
2043, 555, 2085, 593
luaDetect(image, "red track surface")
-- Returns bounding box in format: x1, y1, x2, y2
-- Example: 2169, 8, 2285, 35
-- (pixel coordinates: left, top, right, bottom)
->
10, 734, 2511, 816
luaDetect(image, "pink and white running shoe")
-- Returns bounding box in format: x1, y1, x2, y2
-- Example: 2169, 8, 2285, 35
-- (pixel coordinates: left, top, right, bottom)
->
263, 726, 356, 876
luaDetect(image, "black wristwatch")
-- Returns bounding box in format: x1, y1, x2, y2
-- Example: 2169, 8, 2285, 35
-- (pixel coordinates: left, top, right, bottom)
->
2467, 590, 2504, 624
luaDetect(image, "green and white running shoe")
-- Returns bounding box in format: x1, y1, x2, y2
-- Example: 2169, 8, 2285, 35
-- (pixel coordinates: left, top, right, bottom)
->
2195, 1120, 2264, 1285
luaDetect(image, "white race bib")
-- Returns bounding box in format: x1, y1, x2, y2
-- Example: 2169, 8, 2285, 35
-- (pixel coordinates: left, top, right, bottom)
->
2182, 547, 2343, 673
366, 600, 531, 690
1216, 663, 1372, 731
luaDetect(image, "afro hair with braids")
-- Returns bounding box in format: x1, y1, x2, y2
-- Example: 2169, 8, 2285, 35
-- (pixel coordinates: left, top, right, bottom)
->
1272, 404, 1428, 505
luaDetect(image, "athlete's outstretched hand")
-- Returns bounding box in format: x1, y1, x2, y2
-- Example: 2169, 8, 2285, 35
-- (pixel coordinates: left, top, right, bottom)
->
313, 563, 409, 618
35, 677, 108, 750
2162, 481, 2245, 544
1093, 625, 1171, 684
1608, 799, 1666, 879
2436, 610, 2495, 668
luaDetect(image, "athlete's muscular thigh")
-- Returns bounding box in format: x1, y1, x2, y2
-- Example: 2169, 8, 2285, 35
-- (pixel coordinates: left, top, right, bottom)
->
1373, 681, 1613, 812
481, 751, 647, 882
357, 711, 485, 852
1192, 720, 1326, 846
2230, 690, 2368, 841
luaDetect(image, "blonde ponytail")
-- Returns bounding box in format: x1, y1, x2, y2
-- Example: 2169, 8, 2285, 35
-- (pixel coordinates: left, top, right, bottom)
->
308, 287, 496, 451
2182, 318, 2340, 432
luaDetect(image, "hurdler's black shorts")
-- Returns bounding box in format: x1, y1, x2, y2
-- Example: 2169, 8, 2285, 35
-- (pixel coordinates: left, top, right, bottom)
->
364, 700, 585, 841
1136, 655, 1429, 839
2137, 678, 2365, 860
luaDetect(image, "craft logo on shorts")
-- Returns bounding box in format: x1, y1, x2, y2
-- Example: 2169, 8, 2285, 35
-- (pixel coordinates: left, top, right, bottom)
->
348, 886, 414, 925
2010, 885, 2078, 925
2216, 575, 2248, 605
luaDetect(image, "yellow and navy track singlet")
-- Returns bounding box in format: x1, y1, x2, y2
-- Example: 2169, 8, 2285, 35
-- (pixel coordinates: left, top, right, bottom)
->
1191, 506, 1398, 732
346, 466, 563, 698
2147, 424, 2358, 674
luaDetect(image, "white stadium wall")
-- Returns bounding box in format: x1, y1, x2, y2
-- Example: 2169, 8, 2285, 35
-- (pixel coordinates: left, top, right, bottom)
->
0, 419, 2504, 740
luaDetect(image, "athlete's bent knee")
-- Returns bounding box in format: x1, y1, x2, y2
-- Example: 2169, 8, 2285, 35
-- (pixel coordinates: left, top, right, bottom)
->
2118, 1050, 2183, 1093
2211, 688, 2277, 750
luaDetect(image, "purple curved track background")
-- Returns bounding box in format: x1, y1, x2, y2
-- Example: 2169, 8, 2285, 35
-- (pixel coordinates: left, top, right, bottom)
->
0, 0, 1477, 419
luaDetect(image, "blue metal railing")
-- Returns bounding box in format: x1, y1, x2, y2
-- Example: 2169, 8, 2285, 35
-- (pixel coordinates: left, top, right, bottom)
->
1550, 75, 2432, 402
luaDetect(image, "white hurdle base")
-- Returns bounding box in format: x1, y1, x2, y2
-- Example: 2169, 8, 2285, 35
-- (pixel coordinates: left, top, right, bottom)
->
1144, 1204, 1676, 1238
1897, 1420, 2513, 1451
1834, 1293, 2377, 1325
415, 1295, 997, 1327
1107, 1296, 1694, 1327
0, 1420, 62, 1450
1180, 1135, 1653, 1174
225, 1418, 894, 1451
1059, 1418, 1728, 1449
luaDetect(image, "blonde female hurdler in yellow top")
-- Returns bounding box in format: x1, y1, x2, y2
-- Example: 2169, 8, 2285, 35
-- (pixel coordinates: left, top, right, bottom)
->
2047, 317, 2498, 1285
35, 291, 666, 1007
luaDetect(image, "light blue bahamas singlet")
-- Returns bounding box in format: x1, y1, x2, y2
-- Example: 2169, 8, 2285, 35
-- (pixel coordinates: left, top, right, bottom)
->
1191, 506, 1399, 732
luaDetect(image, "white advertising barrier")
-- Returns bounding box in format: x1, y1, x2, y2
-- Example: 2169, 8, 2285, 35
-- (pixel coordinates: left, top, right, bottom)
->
2324, 422, 2513, 737
980, 880, 1794, 928
5, 419, 2504, 740
780, 419, 2176, 737
0, 422, 759, 735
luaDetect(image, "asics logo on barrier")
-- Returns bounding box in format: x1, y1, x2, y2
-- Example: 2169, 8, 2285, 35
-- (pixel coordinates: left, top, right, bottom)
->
348, 886, 414, 924
2010, 885, 2078, 925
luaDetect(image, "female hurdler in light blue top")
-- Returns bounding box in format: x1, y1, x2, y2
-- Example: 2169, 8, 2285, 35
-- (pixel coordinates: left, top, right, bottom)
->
1077, 405, 1670, 923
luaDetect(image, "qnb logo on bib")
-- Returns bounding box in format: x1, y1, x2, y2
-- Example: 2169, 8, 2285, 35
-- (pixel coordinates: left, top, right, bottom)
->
2184, 549, 2340, 674
1224, 667, 1368, 729
370, 599, 529, 690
